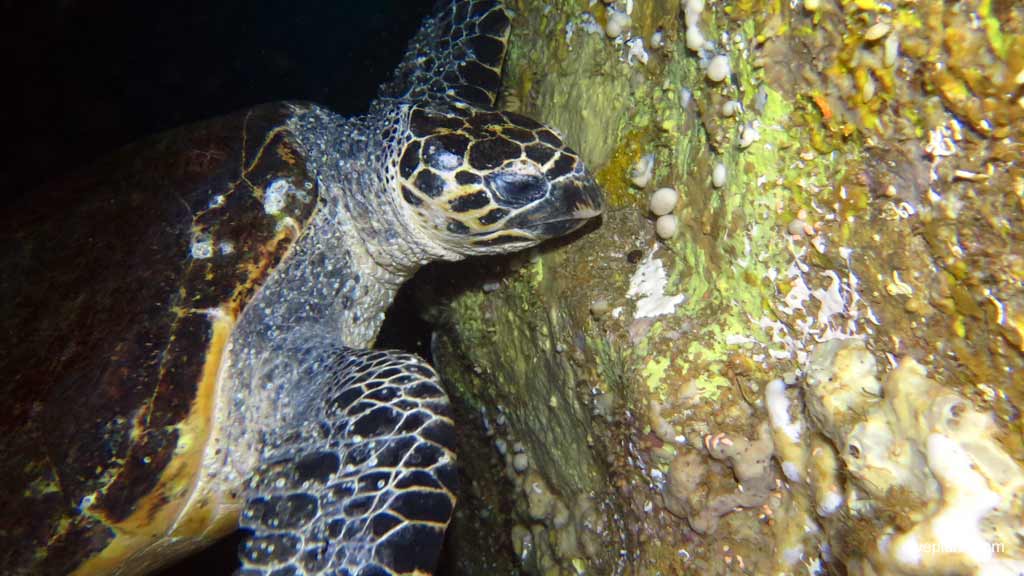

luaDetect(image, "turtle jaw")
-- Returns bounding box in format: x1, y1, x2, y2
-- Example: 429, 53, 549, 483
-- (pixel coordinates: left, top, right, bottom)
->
508, 174, 604, 239
460, 174, 603, 253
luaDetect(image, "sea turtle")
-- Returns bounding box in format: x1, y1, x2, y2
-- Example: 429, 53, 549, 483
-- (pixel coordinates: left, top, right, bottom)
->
0, 1, 602, 574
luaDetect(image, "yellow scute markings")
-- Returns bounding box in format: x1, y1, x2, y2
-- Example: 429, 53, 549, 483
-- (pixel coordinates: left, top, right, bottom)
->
72, 306, 240, 576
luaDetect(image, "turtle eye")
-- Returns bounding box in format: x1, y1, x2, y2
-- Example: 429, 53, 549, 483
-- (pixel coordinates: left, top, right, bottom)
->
486, 171, 549, 209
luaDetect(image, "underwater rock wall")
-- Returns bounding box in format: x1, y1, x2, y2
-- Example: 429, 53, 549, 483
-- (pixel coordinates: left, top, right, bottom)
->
433, 0, 1023, 574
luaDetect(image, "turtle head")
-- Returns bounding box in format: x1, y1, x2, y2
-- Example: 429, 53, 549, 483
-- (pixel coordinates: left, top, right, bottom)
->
396, 104, 603, 256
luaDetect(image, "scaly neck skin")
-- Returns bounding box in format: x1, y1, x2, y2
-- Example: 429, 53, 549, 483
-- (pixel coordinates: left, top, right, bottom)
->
291, 102, 460, 278
237, 103, 419, 352
207, 102, 454, 489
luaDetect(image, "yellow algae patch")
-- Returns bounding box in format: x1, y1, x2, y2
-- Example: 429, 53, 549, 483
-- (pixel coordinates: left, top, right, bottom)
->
72, 307, 240, 576
594, 130, 651, 207
642, 356, 670, 396
695, 373, 731, 401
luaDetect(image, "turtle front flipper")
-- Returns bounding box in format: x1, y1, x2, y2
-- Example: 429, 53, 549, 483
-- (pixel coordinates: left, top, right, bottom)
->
381, 0, 511, 108
239, 347, 456, 576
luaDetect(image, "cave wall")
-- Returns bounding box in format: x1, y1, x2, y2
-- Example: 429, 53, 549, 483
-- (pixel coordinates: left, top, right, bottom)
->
435, 0, 1024, 574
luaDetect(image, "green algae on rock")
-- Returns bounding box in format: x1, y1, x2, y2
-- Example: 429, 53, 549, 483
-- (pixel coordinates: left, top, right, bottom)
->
430, 0, 1024, 574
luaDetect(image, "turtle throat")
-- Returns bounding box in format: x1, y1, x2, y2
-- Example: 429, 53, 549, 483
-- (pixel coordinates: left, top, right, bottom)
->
290, 104, 459, 282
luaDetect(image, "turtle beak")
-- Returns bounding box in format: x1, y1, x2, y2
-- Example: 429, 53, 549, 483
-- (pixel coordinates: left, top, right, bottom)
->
564, 176, 604, 220
510, 174, 603, 240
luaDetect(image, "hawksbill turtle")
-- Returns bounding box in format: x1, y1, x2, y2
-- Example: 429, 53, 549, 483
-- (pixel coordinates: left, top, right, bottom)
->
0, 1, 602, 574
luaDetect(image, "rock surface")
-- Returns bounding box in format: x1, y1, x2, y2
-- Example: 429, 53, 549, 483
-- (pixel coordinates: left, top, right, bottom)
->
430, 0, 1024, 573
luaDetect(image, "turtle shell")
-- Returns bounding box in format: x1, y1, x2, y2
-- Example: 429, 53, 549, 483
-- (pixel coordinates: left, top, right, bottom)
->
0, 102, 319, 575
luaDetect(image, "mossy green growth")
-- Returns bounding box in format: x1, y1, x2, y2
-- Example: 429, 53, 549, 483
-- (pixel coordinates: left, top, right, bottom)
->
656, 44, 846, 382
441, 255, 606, 497
502, 7, 632, 171
978, 0, 1007, 57
435, 0, 1024, 572
642, 356, 671, 396
696, 373, 731, 401
529, 255, 544, 288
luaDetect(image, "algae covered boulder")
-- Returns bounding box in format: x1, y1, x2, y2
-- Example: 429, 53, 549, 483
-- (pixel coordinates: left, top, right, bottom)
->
429, 0, 1024, 574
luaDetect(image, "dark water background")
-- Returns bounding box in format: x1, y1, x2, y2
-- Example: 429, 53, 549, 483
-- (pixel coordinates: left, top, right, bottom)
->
3, 1, 445, 572
3, 0, 432, 195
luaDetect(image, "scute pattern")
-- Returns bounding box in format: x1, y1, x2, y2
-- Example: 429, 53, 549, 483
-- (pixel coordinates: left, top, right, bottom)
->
396, 103, 593, 248
381, 0, 510, 108
0, 102, 318, 575
239, 347, 456, 576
